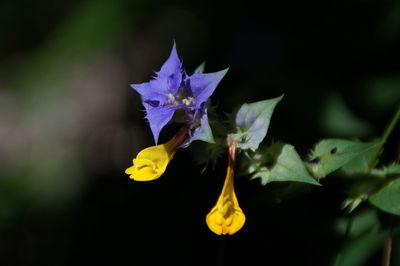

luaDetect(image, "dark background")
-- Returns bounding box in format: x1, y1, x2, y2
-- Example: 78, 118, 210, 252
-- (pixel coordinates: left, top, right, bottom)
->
1, 0, 399, 265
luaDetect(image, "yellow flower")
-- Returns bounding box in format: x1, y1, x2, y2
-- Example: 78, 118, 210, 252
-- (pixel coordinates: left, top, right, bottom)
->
125, 125, 189, 181
206, 141, 246, 235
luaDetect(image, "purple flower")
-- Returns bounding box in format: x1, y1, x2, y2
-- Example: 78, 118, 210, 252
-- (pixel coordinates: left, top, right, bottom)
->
131, 43, 227, 145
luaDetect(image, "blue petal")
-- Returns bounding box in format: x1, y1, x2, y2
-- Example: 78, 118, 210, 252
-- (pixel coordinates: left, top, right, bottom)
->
181, 76, 194, 98
189, 68, 228, 108
144, 105, 178, 144
163, 70, 182, 96
130, 79, 169, 104
158, 42, 182, 79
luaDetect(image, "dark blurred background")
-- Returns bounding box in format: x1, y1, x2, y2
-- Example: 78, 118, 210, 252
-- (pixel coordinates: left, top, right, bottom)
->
1, 0, 400, 265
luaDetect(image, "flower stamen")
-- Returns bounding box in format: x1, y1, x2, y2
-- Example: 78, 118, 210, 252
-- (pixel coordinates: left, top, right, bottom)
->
182, 97, 194, 106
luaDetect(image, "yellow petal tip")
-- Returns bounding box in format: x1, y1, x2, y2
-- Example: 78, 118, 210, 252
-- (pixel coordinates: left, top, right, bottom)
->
206, 206, 246, 235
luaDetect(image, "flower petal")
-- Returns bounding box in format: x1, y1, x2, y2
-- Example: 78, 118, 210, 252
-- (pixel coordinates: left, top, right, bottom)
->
206, 143, 246, 235
145, 105, 177, 144
206, 185, 246, 235
164, 70, 182, 96
125, 137, 177, 181
158, 42, 182, 79
189, 68, 228, 108
130, 79, 170, 104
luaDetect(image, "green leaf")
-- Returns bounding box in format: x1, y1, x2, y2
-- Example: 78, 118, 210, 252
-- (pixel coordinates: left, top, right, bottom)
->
370, 164, 400, 178
334, 227, 389, 266
341, 144, 382, 174
334, 208, 379, 238
307, 139, 383, 179
230, 95, 283, 151
369, 177, 400, 215
333, 208, 389, 266
251, 143, 320, 186
338, 165, 400, 213
193, 62, 206, 74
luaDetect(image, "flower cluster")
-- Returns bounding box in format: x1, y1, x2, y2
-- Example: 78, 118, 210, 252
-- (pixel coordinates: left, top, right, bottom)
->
130, 43, 227, 146
125, 43, 245, 235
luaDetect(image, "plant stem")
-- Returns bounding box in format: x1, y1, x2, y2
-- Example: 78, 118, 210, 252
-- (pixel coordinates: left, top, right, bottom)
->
381, 104, 400, 143
371, 104, 400, 167
381, 233, 392, 266
380, 118, 400, 266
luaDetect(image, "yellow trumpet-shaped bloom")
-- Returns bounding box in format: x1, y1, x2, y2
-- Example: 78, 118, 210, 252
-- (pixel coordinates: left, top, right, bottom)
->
125, 140, 174, 181
125, 126, 189, 181
206, 142, 246, 235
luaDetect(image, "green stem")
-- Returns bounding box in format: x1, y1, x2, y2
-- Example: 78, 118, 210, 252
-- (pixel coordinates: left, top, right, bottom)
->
371, 104, 400, 168
381, 104, 400, 143
379, 107, 400, 266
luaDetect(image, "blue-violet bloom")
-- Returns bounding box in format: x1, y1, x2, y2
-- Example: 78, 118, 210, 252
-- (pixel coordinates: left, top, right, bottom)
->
130, 43, 228, 146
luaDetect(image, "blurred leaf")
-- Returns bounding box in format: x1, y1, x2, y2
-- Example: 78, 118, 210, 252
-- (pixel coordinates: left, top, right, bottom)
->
364, 77, 400, 114
335, 208, 378, 238
307, 139, 383, 179
251, 143, 320, 186
333, 209, 392, 266
334, 227, 389, 266
46, 0, 128, 56
230, 95, 283, 151
380, 0, 400, 40
369, 177, 400, 215
16, 0, 128, 104
320, 93, 373, 138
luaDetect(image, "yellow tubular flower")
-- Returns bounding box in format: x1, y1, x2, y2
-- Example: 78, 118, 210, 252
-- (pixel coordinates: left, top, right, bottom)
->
206, 141, 246, 235
125, 125, 189, 181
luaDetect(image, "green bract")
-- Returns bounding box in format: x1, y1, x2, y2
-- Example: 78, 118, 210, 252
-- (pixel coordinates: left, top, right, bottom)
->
229, 95, 283, 151
369, 178, 400, 215
307, 139, 384, 179
369, 164, 400, 215
248, 143, 320, 186
193, 62, 206, 74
